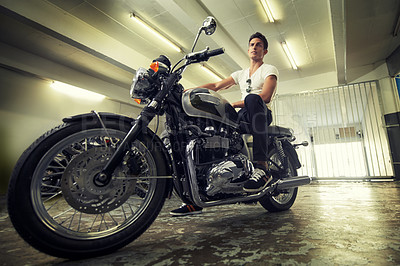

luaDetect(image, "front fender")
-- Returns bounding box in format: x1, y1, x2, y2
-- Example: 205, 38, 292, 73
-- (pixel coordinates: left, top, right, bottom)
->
63, 112, 134, 129
62, 112, 174, 197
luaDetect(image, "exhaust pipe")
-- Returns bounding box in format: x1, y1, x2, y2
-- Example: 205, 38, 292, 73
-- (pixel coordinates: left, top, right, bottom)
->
276, 176, 312, 189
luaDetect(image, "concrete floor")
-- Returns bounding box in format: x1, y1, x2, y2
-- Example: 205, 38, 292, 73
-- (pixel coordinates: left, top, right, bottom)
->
1, 181, 400, 265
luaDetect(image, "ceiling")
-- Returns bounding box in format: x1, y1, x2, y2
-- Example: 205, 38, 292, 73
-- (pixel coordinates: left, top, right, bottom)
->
0, 0, 400, 100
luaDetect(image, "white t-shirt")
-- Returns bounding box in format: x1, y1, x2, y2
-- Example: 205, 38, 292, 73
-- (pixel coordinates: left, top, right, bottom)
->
231, 63, 279, 109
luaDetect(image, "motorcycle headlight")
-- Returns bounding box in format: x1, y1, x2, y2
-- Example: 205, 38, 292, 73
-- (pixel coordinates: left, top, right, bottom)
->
130, 67, 155, 104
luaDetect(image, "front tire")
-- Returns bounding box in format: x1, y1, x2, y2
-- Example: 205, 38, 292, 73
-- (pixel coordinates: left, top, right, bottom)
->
7, 119, 168, 258
259, 147, 298, 212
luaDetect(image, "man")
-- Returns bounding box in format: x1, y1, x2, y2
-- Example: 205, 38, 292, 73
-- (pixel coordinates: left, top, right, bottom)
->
170, 32, 278, 216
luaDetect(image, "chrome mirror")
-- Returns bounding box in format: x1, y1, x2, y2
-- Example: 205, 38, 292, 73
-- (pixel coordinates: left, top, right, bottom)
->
191, 16, 217, 52
202, 16, 216, 35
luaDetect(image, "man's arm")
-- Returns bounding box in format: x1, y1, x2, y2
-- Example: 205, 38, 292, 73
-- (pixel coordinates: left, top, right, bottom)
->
259, 75, 277, 103
231, 75, 277, 109
197, 76, 236, 92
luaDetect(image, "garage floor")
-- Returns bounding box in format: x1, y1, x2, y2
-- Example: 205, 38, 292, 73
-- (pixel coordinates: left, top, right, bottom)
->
1, 181, 400, 265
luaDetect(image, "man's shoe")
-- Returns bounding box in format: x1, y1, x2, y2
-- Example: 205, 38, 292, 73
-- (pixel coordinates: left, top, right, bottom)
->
243, 168, 272, 192
170, 204, 203, 216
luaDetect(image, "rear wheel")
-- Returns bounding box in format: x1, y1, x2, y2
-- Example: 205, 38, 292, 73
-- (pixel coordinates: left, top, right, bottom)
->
7, 120, 168, 258
259, 147, 298, 212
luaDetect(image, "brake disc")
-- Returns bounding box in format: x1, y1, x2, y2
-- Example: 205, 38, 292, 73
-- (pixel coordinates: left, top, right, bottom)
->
61, 147, 136, 214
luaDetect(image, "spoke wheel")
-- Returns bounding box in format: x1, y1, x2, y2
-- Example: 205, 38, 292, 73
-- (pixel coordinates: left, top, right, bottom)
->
7, 120, 168, 258
259, 147, 298, 212
30, 129, 156, 239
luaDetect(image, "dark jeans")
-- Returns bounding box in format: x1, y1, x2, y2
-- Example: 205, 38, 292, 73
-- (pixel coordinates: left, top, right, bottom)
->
237, 94, 272, 161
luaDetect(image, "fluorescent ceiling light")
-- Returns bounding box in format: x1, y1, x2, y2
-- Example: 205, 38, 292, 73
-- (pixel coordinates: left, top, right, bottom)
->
130, 13, 182, 53
51, 81, 106, 101
281, 42, 298, 70
259, 0, 275, 23
200, 65, 223, 81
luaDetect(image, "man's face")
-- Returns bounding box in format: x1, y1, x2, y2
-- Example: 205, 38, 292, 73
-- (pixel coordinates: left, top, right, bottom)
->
248, 37, 268, 60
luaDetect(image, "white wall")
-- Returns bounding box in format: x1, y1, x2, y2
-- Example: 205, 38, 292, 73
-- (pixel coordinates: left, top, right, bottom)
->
352, 62, 400, 115
278, 71, 338, 94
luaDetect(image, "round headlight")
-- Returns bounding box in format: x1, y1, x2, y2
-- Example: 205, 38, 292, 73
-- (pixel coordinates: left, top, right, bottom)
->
130, 68, 153, 103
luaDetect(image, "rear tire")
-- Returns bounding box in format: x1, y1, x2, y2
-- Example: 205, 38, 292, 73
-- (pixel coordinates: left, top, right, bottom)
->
7, 119, 168, 259
259, 147, 298, 212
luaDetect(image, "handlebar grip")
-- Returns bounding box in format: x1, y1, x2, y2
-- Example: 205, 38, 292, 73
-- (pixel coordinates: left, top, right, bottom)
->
207, 48, 225, 57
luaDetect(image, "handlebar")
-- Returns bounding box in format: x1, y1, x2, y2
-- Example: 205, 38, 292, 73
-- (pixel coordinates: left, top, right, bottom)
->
173, 47, 225, 75
207, 48, 225, 57
185, 47, 225, 62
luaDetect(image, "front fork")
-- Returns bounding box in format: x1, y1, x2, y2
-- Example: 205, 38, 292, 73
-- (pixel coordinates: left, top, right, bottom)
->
96, 73, 180, 184
95, 102, 158, 184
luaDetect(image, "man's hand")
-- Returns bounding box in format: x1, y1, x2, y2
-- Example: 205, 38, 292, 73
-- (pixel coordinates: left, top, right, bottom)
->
231, 101, 245, 109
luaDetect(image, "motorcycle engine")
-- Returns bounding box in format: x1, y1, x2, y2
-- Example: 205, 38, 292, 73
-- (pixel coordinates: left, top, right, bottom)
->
185, 120, 254, 199
205, 153, 253, 196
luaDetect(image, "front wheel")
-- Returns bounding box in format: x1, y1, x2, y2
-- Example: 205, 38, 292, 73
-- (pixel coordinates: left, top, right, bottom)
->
258, 147, 298, 212
7, 119, 168, 258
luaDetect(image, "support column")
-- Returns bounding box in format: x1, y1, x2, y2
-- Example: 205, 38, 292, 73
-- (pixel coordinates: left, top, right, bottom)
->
385, 112, 400, 179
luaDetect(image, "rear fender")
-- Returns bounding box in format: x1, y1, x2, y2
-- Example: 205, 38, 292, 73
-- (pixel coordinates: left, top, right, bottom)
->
282, 140, 301, 169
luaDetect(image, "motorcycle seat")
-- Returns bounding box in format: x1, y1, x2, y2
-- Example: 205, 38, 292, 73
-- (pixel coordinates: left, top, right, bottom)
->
268, 126, 293, 137
239, 121, 293, 138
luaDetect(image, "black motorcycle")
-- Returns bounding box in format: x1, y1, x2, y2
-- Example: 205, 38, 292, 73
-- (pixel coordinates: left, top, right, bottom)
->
7, 17, 310, 259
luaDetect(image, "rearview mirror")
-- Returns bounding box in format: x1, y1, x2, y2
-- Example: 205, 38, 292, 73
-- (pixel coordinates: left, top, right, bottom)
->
191, 16, 217, 52
202, 16, 216, 35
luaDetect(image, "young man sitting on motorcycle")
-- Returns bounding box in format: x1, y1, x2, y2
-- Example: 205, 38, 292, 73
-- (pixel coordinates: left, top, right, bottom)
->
170, 32, 279, 216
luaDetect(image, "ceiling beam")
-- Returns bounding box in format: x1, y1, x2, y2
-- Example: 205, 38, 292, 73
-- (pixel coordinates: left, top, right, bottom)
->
157, 0, 248, 69
0, 5, 136, 75
0, 0, 151, 71
328, 0, 347, 85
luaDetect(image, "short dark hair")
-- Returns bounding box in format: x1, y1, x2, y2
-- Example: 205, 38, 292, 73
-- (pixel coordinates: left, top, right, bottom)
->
249, 32, 268, 50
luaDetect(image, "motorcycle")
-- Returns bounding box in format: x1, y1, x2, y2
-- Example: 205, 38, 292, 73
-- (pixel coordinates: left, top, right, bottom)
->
7, 17, 311, 259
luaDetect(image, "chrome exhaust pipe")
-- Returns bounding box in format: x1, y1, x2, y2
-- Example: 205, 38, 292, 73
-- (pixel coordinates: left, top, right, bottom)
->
276, 176, 312, 189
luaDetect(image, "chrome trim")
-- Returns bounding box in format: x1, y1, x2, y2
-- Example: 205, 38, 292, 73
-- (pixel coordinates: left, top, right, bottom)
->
148, 100, 158, 109
186, 139, 273, 208
91, 110, 112, 141
276, 176, 312, 189
185, 139, 312, 207
112, 175, 173, 180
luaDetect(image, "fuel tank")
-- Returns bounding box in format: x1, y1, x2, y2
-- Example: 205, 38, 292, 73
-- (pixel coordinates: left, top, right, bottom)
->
182, 88, 239, 128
